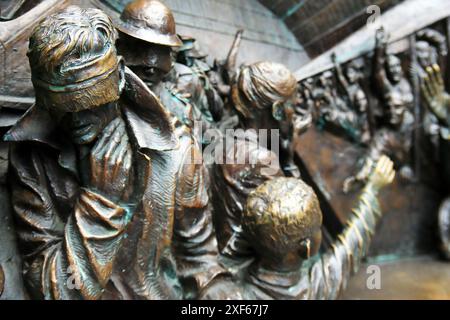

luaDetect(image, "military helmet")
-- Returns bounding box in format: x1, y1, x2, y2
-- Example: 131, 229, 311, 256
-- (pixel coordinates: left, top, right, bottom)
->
115, 0, 182, 47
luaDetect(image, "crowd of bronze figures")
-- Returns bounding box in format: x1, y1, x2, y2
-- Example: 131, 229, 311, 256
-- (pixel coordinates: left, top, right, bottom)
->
298, 26, 450, 261
0, 0, 448, 300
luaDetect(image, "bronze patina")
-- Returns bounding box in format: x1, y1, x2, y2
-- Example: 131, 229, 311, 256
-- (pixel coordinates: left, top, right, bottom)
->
1, 0, 449, 301
5, 6, 222, 300
421, 64, 450, 259
202, 156, 395, 299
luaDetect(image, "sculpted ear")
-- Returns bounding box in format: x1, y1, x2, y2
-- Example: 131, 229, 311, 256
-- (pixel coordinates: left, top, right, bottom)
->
298, 238, 311, 259
272, 101, 284, 121
118, 56, 126, 93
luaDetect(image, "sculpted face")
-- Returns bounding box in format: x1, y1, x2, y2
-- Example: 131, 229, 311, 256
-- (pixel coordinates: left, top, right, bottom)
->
387, 55, 403, 83
50, 61, 125, 145
345, 66, 358, 84
118, 35, 173, 86
388, 104, 405, 127
416, 41, 433, 68
275, 99, 295, 130
321, 71, 334, 88
60, 103, 118, 145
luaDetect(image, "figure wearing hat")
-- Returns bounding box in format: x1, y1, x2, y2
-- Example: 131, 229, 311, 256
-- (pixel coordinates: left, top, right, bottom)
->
174, 35, 225, 123
5, 6, 223, 299
114, 0, 219, 136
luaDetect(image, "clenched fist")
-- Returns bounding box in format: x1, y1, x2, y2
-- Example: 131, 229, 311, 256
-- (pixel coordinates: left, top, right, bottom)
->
368, 155, 395, 190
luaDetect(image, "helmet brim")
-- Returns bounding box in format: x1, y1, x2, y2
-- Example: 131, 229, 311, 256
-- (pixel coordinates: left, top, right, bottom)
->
115, 20, 182, 47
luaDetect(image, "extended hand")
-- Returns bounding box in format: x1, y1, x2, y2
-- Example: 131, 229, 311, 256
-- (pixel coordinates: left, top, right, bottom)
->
89, 118, 132, 203
421, 64, 450, 126
368, 155, 395, 190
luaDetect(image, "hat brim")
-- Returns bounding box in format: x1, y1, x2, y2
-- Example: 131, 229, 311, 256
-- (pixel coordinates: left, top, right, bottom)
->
115, 20, 182, 47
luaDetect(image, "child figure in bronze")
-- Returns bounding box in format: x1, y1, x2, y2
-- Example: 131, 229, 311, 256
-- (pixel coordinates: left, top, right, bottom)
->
202, 156, 395, 299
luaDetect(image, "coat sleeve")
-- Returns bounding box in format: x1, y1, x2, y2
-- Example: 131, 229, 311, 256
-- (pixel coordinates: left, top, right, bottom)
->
9, 145, 130, 300
306, 181, 382, 299
172, 138, 226, 298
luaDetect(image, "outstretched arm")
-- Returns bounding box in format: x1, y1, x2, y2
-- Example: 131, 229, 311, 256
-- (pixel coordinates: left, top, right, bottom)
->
374, 28, 393, 96
307, 156, 395, 299
331, 53, 351, 99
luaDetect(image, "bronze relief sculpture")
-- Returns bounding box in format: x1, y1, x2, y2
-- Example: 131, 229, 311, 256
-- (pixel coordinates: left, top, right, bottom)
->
114, 0, 222, 139
421, 64, 450, 259
202, 156, 395, 299
2, 0, 449, 301
4, 6, 223, 299
331, 54, 370, 144
0, 4, 399, 298
343, 28, 415, 192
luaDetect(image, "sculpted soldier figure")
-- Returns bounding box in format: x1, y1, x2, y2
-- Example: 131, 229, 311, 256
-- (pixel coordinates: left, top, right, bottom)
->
421, 64, 450, 259
114, 0, 188, 125
174, 35, 224, 126
4, 6, 222, 299
344, 28, 414, 191
202, 156, 395, 299
230, 61, 309, 177
114, 0, 218, 135
210, 61, 312, 265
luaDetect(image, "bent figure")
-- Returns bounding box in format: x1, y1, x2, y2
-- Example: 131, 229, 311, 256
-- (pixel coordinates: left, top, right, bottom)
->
5, 6, 222, 300
210, 62, 311, 265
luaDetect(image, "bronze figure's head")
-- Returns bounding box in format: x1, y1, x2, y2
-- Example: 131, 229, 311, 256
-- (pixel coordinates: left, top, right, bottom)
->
416, 40, 439, 69
386, 54, 403, 84
232, 61, 298, 134
243, 177, 323, 270
28, 6, 125, 144
115, 0, 182, 86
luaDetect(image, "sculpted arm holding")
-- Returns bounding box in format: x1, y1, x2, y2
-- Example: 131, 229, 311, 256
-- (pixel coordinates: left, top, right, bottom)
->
9, 121, 132, 300
172, 137, 226, 298
6, 7, 135, 299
